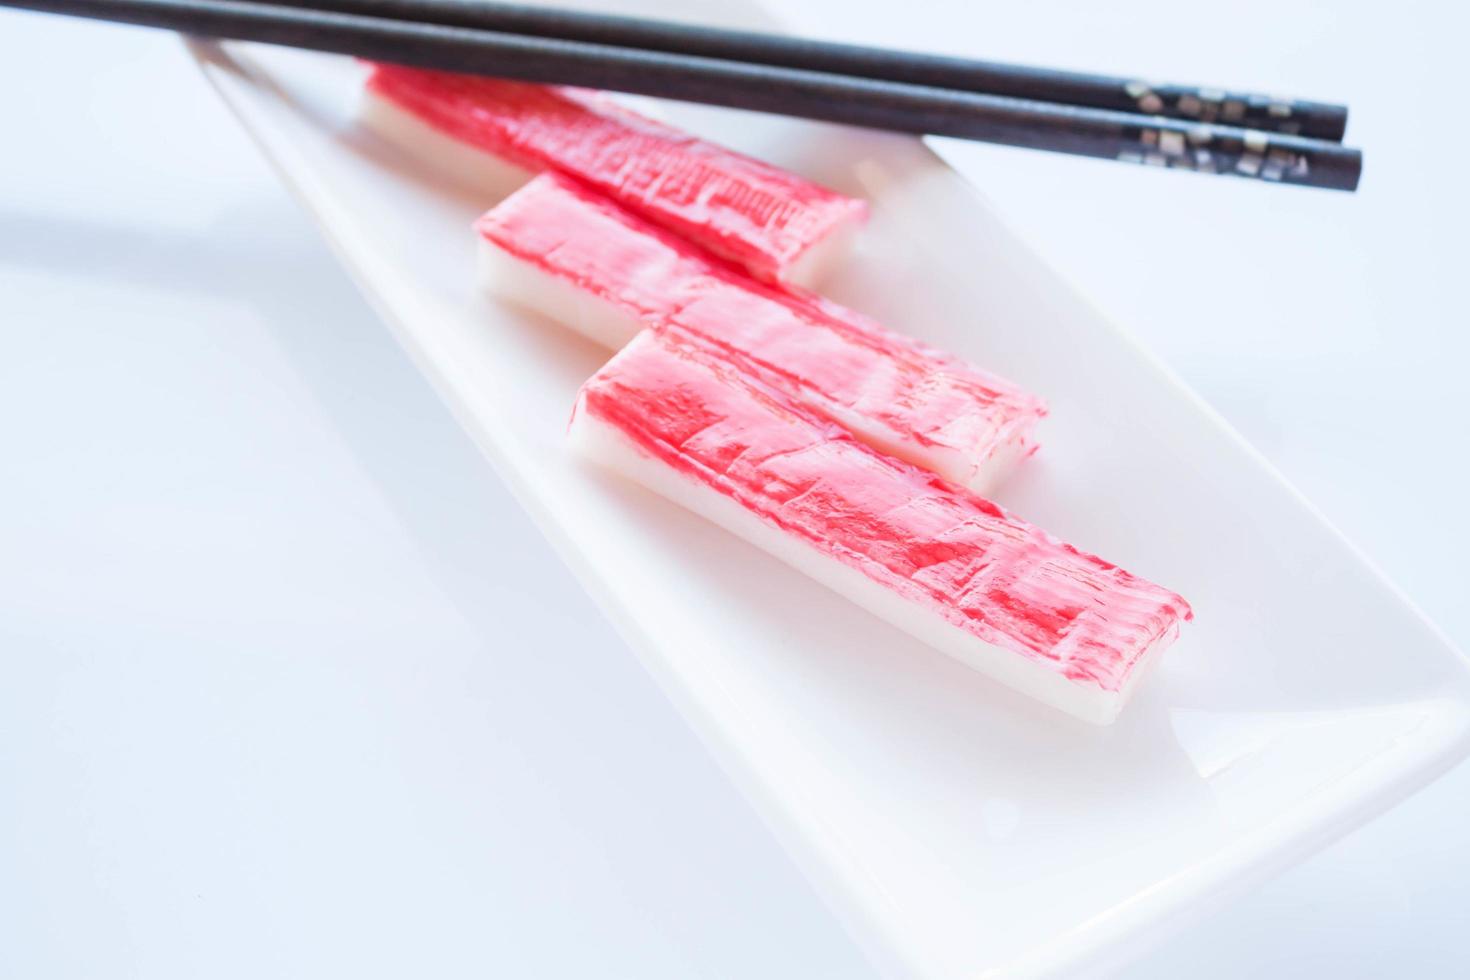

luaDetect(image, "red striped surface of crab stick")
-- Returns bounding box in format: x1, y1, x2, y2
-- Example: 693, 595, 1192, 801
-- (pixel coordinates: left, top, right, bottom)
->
364, 63, 867, 286
569, 326, 1190, 724
479, 173, 1046, 493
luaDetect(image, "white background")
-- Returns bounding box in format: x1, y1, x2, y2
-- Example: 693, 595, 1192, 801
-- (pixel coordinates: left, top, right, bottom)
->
1, 2, 1466, 977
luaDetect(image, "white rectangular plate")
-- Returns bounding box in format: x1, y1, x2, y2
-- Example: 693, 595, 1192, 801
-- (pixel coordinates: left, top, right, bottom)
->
189, 14, 1470, 977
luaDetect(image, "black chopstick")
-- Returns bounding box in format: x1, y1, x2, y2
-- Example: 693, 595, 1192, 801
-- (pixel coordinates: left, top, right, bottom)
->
243, 0, 1350, 141
1, 0, 1363, 191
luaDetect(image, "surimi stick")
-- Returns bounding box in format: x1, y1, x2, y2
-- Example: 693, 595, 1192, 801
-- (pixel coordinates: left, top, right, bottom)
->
479, 173, 1046, 494
362, 63, 867, 287
570, 326, 1190, 724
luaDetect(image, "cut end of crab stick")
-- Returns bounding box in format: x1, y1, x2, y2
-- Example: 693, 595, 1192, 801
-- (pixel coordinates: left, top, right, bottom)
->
478, 173, 1046, 495
360, 86, 535, 200
363, 63, 867, 287
569, 327, 1190, 725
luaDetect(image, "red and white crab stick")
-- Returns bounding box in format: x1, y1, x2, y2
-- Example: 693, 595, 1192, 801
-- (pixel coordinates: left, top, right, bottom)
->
362, 63, 867, 287
478, 173, 1046, 494
570, 326, 1190, 724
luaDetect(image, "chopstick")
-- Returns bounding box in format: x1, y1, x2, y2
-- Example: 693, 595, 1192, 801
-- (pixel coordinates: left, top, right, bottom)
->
242, 0, 1350, 142
2, 0, 1363, 191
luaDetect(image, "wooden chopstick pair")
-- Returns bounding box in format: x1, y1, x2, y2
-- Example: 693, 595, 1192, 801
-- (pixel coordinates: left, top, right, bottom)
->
2, 0, 1363, 190
254, 0, 1350, 141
